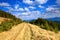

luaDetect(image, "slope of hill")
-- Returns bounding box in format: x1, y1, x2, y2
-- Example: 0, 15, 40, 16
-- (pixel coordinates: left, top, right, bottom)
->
0, 23, 60, 40
29, 18, 60, 32
0, 17, 10, 23
0, 10, 16, 19
0, 10, 22, 32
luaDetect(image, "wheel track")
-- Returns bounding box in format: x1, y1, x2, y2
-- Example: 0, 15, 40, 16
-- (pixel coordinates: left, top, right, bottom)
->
15, 24, 27, 40
0, 23, 25, 40
27, 23, 35, 40
15, 23, 32, 40
28, 23, 58, 40
27, 23, 42, 40
13, 23, 26, 40
0, 23, 60, 40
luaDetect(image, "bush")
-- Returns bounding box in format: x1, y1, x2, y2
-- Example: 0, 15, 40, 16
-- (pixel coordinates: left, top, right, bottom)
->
0, 10, 22, 32
0, 19, 22, 32
29, 18, 60, 33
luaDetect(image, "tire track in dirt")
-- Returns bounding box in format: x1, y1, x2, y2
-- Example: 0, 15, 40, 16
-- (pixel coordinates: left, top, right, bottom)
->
27, 23, 43, 40
11, 23, 26, 40
0, 23, 60, 40
15, 23, 32, 40
28, 23, 58, 40
0, 23, 25, 40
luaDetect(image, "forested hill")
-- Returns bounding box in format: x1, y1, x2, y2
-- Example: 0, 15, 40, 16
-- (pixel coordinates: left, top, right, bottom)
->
0, 10, 22, 22
0, 10, 16, 19
0, 10, 22, 32
29, 18, 60, 32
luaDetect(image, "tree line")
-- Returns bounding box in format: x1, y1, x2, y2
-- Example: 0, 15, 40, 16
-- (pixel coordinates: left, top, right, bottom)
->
0, 10, 22, 32
29, 18, 60, 33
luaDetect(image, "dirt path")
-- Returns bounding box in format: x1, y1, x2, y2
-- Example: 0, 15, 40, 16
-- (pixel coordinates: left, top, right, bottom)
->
0, 23, 25, 40
0, 23, 60, 40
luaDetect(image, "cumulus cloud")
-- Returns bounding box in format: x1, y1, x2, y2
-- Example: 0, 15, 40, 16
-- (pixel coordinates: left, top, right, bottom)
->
17, 7, 34, 16
46, 7, 55, 11
15, 4, 19, 9
42, 6, 60, 18
23, 0, 48, 4
7, 7, 24, 12
6, 4, 24, 12
19, 8, 24, 11
0, 2, 10, 7
23, 0, 33, 4
56, 0, 60, 5
18, 11, 41, 20
13, 4, 24, 11
24, 7, 30, 11
35, 0, 48, 4
12, 6, 41, 20
38, 5, 44, 8
29, 6, 36, 9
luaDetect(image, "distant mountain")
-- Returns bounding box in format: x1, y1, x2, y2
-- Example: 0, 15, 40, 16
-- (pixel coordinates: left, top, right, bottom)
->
46, 17, 60, 23
47, 17, 60, 21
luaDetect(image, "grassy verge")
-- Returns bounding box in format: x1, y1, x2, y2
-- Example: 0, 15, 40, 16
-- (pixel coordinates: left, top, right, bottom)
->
0, 19, 22, 32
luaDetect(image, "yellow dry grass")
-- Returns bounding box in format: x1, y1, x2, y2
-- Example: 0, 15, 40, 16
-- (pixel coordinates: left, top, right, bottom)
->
0, 17, 10, 23
0, 22, 60, 40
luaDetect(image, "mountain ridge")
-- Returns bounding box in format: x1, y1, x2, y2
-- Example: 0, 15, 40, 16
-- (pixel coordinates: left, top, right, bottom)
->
47, 17, 60, 21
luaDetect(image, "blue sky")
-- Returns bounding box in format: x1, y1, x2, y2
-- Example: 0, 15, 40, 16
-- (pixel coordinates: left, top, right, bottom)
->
0, 0, 60, 20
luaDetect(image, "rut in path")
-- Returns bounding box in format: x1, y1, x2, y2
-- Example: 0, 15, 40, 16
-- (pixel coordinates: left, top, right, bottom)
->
0, 23, 60, 40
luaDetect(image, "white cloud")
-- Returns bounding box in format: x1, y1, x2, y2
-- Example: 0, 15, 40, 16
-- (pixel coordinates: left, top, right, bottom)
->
56, 0, 60, 5
0, 2, 10, 7
18, 10, 41, 20
35, 0, 48, 4
46, 7, 55, 11
12, 8, 24, 11
6, 4, 24, 12
44, 1, 60, 18
22, 12, 29, 15
15, 4, 19, 9
42, 6, 60, 18
21, 12, 31, 16
23, 0, 33, 4
7, 7, 24, 12
23, 0, 48, 4
19, 8, 24, 11
24, 7, 30, 11
29, 6, 36, 9
6, 7, 13, 10
38, 5, 44, 8
6, 5, 42, 20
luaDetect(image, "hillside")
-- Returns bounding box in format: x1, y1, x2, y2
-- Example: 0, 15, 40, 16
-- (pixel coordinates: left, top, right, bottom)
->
0, 17, 10, 23
0, 10, 60, 33
29, 18, 60, 32
0, 10, 22, 32
0, 23, 60, 40
0, 10, 16, 19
